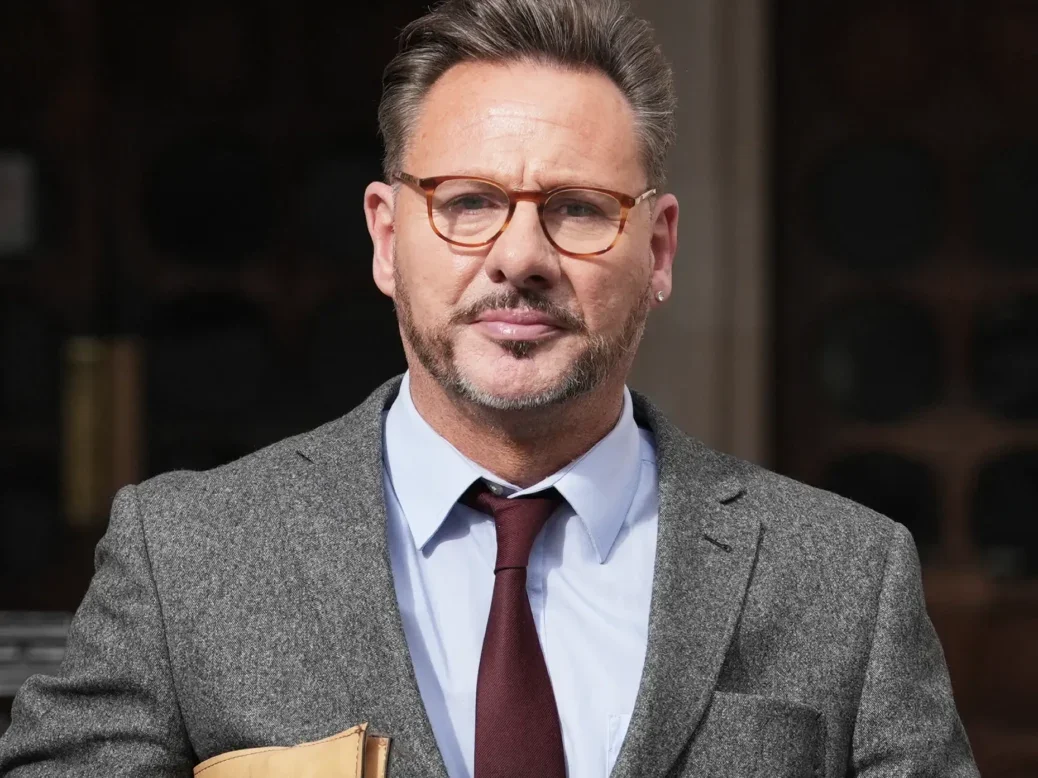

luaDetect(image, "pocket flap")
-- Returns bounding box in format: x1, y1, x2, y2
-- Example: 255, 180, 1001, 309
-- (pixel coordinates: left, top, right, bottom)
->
682, 693, 824, 777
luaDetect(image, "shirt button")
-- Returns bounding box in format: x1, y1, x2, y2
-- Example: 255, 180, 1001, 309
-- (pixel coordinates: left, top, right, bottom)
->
487, 482, 504, 495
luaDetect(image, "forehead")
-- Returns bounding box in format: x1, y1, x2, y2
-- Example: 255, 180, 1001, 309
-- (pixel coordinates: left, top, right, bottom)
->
405, 60, 644, 189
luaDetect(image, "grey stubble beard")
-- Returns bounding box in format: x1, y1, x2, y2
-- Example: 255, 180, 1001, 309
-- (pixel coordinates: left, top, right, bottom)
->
392, 262, 650, 412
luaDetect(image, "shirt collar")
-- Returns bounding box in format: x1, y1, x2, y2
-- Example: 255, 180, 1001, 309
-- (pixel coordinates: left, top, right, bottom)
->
383, 373, 482, 552
383, 372, 643, 563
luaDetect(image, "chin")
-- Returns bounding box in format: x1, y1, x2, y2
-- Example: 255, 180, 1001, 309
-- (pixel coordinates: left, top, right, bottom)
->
464, 353, 558, 396
405, 322, 615, 412
448, 343, 596, 411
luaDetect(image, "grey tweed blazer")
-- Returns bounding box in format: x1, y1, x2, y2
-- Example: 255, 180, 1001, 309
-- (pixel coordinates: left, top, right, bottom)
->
0, 377, 978, 777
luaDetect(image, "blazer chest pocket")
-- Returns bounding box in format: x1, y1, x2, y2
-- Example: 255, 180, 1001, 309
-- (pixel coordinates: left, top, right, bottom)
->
675, 692, 824, 778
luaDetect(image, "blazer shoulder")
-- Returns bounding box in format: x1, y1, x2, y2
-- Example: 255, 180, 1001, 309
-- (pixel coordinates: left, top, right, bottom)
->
636, 390, 902, 562
125, 377, 400, 550
733, 455, 901, 561
130, 415, 348, 535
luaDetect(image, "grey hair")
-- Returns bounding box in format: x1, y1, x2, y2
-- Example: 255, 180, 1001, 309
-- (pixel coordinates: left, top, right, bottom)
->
377, 0, 677, 188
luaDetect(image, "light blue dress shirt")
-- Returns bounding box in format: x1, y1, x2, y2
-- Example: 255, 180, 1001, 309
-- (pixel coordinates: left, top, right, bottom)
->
382, 373, 660, 778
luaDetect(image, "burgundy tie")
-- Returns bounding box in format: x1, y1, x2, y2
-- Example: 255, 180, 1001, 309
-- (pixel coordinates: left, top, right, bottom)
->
461, 482, 567, 778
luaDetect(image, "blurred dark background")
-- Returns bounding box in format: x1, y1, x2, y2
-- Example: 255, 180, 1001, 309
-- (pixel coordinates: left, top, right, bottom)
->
0, 0, 1037, 774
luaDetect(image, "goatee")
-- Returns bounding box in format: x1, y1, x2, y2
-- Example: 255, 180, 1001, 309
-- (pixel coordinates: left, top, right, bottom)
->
393, 265, 649, 411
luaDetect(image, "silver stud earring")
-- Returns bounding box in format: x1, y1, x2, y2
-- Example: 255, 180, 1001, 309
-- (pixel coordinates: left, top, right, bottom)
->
655, 290, 665, 302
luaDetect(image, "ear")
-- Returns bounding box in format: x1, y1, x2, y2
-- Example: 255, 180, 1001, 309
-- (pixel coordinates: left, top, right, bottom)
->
648, 193, 679, 306
365, 181, 396, 298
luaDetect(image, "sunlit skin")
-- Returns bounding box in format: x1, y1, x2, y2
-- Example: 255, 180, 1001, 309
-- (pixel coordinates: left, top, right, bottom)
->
364, 61, 679, 486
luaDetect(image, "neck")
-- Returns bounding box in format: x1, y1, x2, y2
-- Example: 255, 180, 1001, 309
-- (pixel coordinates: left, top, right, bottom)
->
406, 370, 626, 488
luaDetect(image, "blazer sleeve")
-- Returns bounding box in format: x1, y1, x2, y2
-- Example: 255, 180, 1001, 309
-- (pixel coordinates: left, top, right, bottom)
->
850, 521, 979, 777
0, 484, 194, 776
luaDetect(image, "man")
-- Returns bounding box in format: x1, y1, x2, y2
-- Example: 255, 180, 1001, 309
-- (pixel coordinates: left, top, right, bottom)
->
0, 0, 979, 776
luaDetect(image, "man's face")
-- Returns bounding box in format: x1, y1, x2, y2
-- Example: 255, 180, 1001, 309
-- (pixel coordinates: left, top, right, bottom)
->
369, 61, 675, 410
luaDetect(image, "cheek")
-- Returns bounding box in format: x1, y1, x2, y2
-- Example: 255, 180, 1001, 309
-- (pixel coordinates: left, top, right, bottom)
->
569, 257, 649, 329
396, 229, 482, 311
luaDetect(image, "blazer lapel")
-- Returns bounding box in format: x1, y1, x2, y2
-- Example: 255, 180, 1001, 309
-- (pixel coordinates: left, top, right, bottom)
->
609, 393, 762, 778
278, 376, 449, 778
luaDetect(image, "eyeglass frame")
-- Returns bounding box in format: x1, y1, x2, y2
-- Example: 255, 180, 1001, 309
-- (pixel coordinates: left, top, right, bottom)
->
393, 172, 657, 259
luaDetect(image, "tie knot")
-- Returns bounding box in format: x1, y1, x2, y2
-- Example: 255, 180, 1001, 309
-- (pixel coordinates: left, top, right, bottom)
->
462, 482, 563, 571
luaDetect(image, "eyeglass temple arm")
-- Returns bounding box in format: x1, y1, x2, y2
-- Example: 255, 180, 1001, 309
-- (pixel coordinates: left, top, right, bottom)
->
633, 188, 657, 206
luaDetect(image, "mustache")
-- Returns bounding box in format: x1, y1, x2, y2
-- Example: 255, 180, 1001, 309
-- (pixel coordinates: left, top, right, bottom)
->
449, 289, 587, 332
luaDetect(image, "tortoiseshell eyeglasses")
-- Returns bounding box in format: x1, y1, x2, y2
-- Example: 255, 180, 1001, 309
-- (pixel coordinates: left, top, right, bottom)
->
394, 172, 657, 259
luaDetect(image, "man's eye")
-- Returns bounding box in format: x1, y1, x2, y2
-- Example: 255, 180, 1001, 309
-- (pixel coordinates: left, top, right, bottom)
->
449, 195, 494, 211
554, 201, 602, 218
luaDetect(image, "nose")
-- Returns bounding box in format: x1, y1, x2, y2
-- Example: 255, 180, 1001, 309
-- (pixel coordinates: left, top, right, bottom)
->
482, 201, 562, 291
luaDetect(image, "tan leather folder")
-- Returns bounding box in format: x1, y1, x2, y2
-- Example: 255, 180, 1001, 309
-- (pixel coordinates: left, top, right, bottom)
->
192, 722, 390, 777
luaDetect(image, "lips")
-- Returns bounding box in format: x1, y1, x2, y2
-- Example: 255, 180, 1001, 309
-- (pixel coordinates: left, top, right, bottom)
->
471, 309, 565, 341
